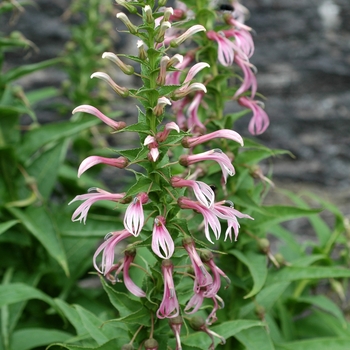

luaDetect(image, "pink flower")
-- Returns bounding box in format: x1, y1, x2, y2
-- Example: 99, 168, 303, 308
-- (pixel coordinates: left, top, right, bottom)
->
124, 192, 148, 236
201, 250, 230, 299
157, 259, 180, 319
238, 96, 270, 135
171, 176, 215, 208
186, 91, 206, 133
223, 28, 254, 59
156, 122, 180, 143
179, 149, 235, 183
123, 248, 146, 297
212, 200, 253, 241
72, 105, 126, 130
78, 156, 128, 177
183, 238, 213, 292
179, 198, 221, 243
144, 135, 159, 162
206, 30, 237, 66
93, 229, 132, 275
69, 188, 125, 224
182, 129, 243, 148
166, 52, 193, 86
233, 55, 257, 98
152, 216, 174, 259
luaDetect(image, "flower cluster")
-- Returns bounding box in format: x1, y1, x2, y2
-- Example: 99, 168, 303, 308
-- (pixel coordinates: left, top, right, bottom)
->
69, 0, 267, 348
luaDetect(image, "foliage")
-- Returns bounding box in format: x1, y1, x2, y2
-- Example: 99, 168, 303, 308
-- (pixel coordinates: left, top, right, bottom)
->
0, 1, 349, 350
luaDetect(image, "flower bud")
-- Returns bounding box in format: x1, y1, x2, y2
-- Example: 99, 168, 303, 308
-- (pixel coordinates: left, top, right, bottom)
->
156, 21, 171, 43
144, 338, 158, 350
258, 238, 270, 253
102, 52, 134, 75
117, 13, 138, 34
137, 40, 147, 60
189, 316, 205, 331
121, 344, 134, 350
144, 5, 154, 24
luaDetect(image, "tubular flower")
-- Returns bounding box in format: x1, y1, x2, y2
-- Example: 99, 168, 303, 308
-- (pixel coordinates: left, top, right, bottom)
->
91, 72, 129, 97
223, 28, 254, 59
152, 216, 174, 259
182, 129, 243, 148
233, 55, 257, 98
200, 250, 231, 298
186, 91, 206, 133
123, 192, 148, 236
179, 198, 221, 243
153, 97, 172, 117
156, 56, 170, 86
238, 96, 270, 135
102, 52, 134, 75
170, 24, 206, 47
72, 105, 126, 130
69, 188, 125, 224
179, 149, 235, 183
183, 238, 213, 291
78, 156, 128, 177
212, 200, 253, 241
166, 52, 194, 86
116, 12, 138, 34
144, 135, 160, 162
157, 259, 180, 319
156, 122, 180, 143
93, 229, 132, 275
171, 176, 215, 208
123, 248, 146, 297
206, 30, 237, 67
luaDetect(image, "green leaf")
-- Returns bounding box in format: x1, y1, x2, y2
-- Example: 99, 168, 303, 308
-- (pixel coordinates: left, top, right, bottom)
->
268, 266, 350, 283
229, 250, 267, 298
123, 122, 150, 133
157, 84, 181, 96
126, 176, 161, 197
239, 282, 290, 317
19, 118, 101, 163
100, 278, 141, 317
235, 325, 275, 350
54, 299, 87, 336
275, 338, 350, 350
236, 148, 291, 165
292, 295, 347, 326
110, 307, 150, 326
74, 305, 109, 345
50, 338, 131, 350
0, 283, 56, 309
2, 58, 61, 83
11, 328, 73, 350
182, 320, 265, 348
6, 206, 69, 275
0, 220, 19, 235
27, 140, 68, 199
249, 205, 321, 229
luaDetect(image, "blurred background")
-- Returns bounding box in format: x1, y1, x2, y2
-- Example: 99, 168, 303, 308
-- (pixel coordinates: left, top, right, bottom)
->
2, 0, 350, 216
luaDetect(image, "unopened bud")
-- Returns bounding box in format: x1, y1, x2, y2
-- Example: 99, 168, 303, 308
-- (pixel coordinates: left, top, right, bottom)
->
255, 304, 265, 319
91, 72, 129, 97
189, 316, 205, 331
144, 338, 158, 350
200, 249, 214, 262
144, 5, 154, 24
125, 245, 136, 257
121, 344, 134, 350
163, 7, 174, 22
274, 253, 285, 266
117, 13, 138, 34
102, 52, 134, 75
258, 238, 270, 253
137, 40, 147, 60
156, 21, 171, 43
